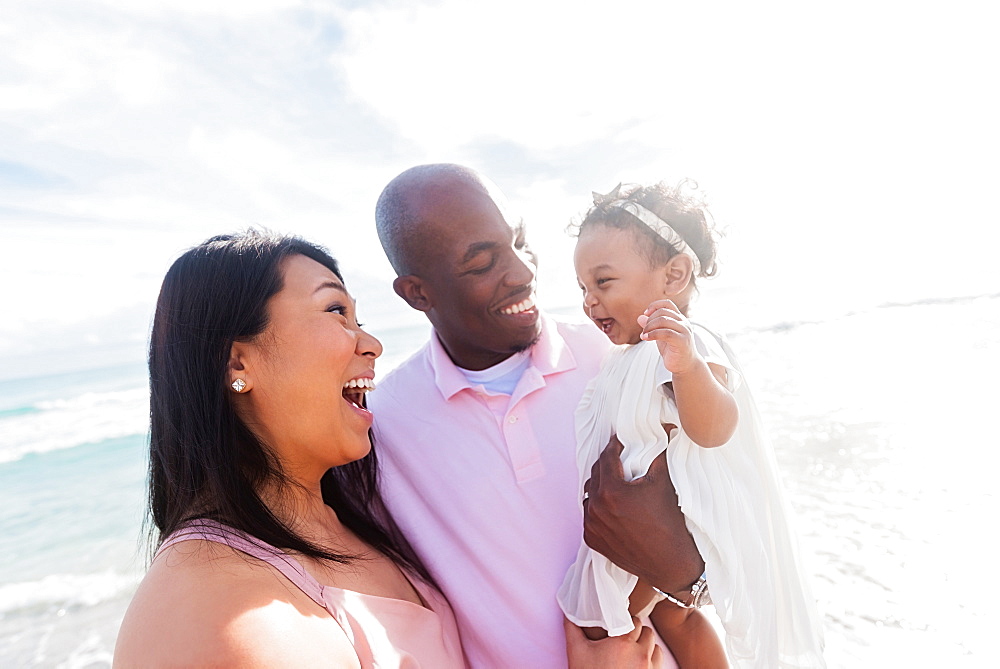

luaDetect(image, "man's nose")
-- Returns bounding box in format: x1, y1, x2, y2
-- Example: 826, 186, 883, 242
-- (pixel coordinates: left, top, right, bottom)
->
505, 247, 537, 286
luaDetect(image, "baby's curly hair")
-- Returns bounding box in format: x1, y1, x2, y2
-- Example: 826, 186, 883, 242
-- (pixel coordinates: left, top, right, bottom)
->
570, 180, 719, 279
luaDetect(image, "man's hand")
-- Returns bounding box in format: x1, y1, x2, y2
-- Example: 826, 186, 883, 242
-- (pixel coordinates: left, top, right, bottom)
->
564, 617, 664, 669
582, 435, 704, 594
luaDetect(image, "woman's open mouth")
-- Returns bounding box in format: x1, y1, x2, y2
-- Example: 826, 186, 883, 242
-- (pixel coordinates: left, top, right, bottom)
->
342, 377, 375, 409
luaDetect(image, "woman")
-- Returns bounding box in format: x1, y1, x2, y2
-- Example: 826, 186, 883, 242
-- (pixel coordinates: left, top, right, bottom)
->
114, 230, 662, 668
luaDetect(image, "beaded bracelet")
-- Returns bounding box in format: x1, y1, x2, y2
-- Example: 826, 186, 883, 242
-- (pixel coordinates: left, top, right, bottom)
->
652, 575, 711, 609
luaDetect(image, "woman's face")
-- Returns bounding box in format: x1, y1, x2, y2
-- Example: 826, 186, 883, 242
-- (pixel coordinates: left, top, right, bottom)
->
234, 254, 382, 476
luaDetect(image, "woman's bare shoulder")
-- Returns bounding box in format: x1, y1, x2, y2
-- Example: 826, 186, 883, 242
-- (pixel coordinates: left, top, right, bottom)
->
113, 539, 360, 668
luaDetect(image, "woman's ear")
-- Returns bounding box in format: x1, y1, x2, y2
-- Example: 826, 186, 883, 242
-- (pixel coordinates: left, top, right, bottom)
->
662, 253, 694, 297
393, 275, 432, 312
228, 342, 253, 393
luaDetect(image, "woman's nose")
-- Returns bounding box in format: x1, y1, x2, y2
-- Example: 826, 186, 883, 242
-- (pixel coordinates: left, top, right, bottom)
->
359, 329, 383, 359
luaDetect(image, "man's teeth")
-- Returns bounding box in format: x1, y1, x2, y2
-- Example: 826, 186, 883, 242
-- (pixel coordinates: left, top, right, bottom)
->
501, 296, 535, 315
342, 378, 376, 392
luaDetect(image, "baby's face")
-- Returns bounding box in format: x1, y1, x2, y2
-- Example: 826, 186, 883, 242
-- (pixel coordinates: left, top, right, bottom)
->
574, 225, 669, 345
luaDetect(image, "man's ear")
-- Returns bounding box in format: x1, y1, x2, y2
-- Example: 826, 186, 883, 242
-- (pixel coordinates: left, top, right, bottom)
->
393, 275, 432, 312
662, 254, 694, 297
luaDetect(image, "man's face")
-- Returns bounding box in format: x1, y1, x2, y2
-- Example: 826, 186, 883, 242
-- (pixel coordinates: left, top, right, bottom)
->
414, 177, 541, 370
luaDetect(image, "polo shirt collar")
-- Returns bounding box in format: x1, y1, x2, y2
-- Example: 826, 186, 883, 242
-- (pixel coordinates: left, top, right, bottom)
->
427, 314, 577, 401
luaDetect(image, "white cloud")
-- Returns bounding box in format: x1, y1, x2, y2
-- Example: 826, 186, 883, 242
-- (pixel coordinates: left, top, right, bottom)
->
85, 0, 305, 18
0, 18, 175, 116
336, 1, 709, 152
1, 0, 999, 378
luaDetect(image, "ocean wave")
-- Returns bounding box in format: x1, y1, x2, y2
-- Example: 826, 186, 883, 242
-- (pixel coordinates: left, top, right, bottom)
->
0, 405, 40, 419
0, 570, 139, 618
0, 388, 148, 464
878, 291, 1000, 309
727, 291, 1000, 338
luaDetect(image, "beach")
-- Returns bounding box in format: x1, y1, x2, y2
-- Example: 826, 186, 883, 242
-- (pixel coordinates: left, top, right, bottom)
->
1, 292, 997, 668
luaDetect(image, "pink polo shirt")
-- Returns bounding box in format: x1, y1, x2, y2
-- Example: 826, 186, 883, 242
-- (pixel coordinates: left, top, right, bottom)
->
370, 315, 610, 668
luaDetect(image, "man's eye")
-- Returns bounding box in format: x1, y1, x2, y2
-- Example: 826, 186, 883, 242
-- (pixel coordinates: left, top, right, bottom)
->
596, 278, 612, 286
467, 259, 496, 275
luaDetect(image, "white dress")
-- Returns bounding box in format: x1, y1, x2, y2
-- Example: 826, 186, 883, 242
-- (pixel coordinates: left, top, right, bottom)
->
557, 323, 826, 668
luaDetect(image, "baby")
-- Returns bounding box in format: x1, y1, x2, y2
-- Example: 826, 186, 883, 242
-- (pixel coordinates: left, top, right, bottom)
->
558, 182, 826, 668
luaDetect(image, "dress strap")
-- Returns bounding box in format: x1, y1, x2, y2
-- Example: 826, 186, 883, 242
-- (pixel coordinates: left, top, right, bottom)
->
158, 520, 328, 611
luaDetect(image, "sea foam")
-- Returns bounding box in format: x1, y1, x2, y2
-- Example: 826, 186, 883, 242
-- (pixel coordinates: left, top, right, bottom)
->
0, 570, 139, 619
0, 388, 148, 464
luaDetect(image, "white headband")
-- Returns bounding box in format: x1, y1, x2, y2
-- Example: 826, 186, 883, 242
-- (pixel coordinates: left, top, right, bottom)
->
604, 199, 703, 275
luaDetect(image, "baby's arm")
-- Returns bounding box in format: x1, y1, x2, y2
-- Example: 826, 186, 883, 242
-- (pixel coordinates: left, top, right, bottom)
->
639, 300, 737, 448
647, 599, 728, 668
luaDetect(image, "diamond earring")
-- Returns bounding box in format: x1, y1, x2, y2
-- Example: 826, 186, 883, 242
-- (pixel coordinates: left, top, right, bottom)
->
231, 379, 247, 393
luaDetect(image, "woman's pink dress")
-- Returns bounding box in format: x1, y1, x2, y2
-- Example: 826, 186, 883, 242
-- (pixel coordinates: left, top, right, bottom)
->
158, 520, 467, 668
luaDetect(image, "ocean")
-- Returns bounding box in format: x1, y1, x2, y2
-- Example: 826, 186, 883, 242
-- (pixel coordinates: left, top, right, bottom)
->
1, 292, 997, 668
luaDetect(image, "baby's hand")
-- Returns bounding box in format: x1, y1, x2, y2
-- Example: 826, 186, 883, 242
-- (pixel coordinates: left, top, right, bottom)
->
637, 300, 699, 375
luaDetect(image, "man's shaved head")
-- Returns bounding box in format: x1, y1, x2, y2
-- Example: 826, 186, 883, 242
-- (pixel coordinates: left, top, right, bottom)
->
375, 163, 503, 277
372, 163, 540, 370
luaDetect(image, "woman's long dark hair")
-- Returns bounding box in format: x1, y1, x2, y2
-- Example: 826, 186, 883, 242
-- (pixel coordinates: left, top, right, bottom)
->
148, 230, 432, 583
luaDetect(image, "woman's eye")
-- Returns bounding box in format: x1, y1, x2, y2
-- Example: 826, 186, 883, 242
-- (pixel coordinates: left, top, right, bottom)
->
328, 304, 364, 328
596, 278, 611, 286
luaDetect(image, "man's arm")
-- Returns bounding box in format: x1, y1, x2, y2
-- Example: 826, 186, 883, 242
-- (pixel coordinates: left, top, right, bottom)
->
582, 436, 704, 595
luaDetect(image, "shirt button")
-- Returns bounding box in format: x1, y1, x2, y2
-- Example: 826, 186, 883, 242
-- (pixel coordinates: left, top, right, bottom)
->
508, 416, 518, 423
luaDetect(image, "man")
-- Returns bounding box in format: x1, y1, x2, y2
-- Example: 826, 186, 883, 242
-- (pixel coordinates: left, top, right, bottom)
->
369, 164, 703, 668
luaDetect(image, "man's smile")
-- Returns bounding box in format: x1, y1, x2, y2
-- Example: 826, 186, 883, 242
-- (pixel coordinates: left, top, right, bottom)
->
501, 295, 536, 315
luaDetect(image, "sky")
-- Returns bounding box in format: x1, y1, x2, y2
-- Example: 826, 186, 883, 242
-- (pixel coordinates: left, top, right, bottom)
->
1, 0, 998, 380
